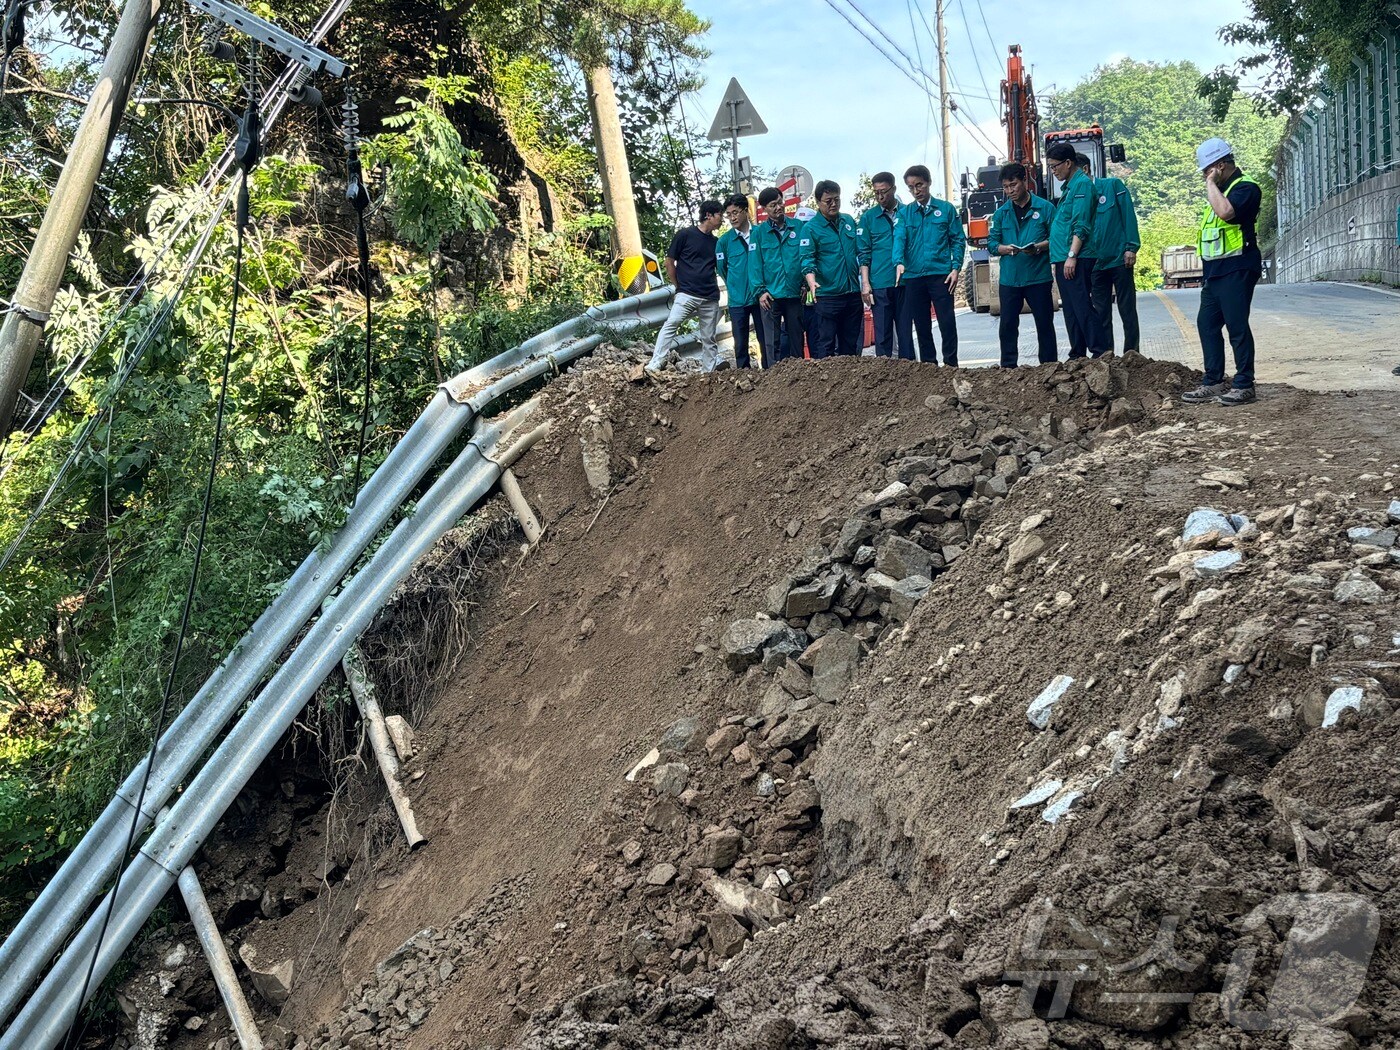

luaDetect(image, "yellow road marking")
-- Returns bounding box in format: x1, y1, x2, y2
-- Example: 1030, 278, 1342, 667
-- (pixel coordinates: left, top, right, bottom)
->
1153, 289, 1197, 345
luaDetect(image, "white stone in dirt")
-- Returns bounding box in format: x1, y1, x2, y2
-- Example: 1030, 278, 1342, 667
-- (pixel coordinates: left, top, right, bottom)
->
1042, 790, 1084, 824
704, 877, 786, 922
863, 481, 910, 509
1388, 499, 1400, 524
1333, 574, 1384, 605
1026, 675, 1075, 730
1157, 677, 1185, 716
1195, 551, 1243, 578
1321, 686, 1364, 729
1223, 664, 1246, 684
1010, 780, 1062, 809
1182, 507, 1237, 543
624, 748, 660, 782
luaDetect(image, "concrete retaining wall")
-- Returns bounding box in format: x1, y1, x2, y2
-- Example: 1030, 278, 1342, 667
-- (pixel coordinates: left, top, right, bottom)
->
1277, 170, 1400, 285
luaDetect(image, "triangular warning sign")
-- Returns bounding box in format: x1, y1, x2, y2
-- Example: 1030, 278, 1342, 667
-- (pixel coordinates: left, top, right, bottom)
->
706, 77, 768, 142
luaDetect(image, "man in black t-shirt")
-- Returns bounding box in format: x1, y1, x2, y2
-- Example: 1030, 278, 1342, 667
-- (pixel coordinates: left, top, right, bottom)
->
648, 201, 724, 373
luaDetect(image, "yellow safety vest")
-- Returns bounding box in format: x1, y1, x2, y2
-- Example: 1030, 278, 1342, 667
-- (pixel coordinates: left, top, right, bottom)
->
1198, 174, 1258, 261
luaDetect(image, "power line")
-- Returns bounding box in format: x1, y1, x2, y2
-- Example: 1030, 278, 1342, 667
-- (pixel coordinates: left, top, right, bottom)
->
840, 0, 936, 92
953, 0, 997, 112
971, 0, 1002, 74
816, 0, 938, 105
902, 0, 938, 154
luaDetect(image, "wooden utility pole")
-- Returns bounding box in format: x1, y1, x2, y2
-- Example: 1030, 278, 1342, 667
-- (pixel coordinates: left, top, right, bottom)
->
0, 0, 161, 435
934, 0, 954, 203
584, 61, 643, 262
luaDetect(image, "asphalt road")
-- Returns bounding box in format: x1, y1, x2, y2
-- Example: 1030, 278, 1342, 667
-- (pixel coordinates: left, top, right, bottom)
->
952, 281, 1400, 390
699, 281, 1400, 392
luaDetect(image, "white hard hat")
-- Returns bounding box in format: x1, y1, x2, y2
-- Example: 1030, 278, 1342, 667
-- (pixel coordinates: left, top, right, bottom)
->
1196, 137, 1233, 170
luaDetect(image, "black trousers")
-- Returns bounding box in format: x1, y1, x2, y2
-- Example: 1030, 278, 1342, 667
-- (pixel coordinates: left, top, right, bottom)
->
997, 281, 1058, 367
729, 303, 769, 368
1089, 263, 1139, 354
811, 292, 863, 358
871, 286, 902, 358
762, 296, 806, 362
1055, 257, 1102, 358
898, 275, 958, 365
1197, 268, 1260, 389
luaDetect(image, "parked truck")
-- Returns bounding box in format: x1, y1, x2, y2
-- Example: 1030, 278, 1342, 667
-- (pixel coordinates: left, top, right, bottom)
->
1160, 245, 1203, 289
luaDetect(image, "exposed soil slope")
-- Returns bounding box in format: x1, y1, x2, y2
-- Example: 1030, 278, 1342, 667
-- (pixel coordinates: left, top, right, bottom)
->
117, 350, 1400, 1050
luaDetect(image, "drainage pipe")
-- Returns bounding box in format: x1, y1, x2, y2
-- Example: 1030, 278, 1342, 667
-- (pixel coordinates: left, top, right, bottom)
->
176, 866, 263, 1050
341, 646, 426, 850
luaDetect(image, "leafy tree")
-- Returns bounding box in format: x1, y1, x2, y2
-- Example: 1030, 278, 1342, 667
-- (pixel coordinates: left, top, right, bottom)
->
1200, 0, 1394, 118
362, 75, 499, 252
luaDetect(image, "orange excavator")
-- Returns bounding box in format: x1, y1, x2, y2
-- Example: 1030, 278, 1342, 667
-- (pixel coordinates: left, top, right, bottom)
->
960, 45, 1124, 315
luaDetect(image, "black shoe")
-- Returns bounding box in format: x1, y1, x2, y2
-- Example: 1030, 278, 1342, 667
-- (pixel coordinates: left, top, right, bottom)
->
1218, 387, 1257, 407
1181, 382, 1228, 404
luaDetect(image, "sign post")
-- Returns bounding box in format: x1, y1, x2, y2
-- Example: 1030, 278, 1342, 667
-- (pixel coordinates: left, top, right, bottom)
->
706, 77, 768, 193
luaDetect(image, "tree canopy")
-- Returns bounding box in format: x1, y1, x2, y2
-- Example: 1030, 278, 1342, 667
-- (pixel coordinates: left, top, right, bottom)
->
1200, 0, 1395, 117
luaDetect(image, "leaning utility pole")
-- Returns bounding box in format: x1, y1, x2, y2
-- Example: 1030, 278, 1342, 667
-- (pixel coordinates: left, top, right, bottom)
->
0, 0, 161, 436
584, 61, 643, 263
934, 0, 954, 203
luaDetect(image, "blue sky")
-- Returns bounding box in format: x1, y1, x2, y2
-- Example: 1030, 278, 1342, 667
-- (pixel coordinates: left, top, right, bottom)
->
686, 0, 1256, 201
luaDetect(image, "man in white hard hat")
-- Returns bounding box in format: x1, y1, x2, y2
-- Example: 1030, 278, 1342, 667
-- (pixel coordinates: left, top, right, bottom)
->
1181, 138, 1263, 406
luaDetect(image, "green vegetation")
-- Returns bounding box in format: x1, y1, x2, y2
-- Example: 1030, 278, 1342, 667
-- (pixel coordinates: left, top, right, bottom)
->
0, 0, 711, 939
1048, 59, 1287, 290
1200, 0, 1394, 117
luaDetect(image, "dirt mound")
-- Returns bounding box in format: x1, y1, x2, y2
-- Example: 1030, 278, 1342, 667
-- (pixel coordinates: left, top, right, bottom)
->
114, 348, 1400, 1050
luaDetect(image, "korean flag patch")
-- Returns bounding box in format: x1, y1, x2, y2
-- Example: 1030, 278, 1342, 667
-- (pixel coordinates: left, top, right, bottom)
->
1098, 195, 1108, 205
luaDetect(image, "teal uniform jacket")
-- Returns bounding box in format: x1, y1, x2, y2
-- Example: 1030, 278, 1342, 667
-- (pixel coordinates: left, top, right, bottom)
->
1050, 169, 1096, 263
1085, 177, 1140, 269
799, 211, 861, 297
986, 194, 1056, 287
856, 204, 901, 290
752, 217, 807, 300
716, 225, 762, 307
892, 198, 966, 277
